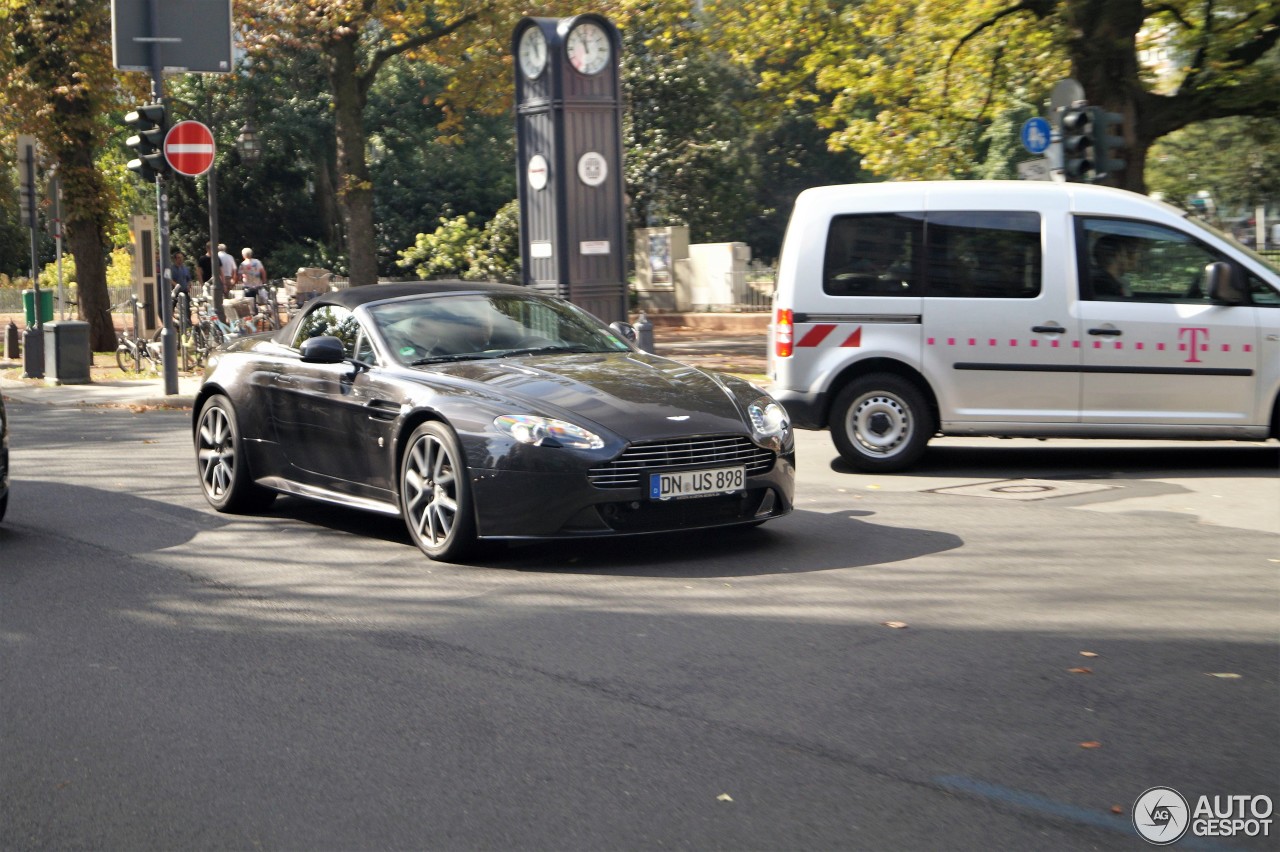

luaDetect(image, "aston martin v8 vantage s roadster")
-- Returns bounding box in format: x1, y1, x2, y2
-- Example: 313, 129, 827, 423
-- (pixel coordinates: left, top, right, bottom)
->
192, 282, 795, 561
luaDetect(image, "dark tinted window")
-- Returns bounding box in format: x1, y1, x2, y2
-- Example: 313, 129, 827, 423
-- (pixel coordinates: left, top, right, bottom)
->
1076, 216, 1275, 305
822, 213, 921, 296
925, 211, 1041, 298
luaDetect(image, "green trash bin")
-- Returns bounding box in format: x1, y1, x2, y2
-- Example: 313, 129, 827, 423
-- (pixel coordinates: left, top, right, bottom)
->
22, 289, 54, 326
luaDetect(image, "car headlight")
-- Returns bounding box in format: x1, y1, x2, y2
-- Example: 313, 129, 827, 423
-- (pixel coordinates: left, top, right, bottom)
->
494, 415, 604, 449
748, 397, 790, 440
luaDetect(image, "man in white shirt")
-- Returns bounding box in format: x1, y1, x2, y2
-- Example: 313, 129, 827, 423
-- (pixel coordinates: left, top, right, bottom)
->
217, 244, 237, 295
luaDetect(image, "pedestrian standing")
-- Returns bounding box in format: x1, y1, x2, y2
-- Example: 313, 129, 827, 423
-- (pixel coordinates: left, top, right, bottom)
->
238, 247, 267, 303
198, 244, 215, 293
217, 244, 236, 296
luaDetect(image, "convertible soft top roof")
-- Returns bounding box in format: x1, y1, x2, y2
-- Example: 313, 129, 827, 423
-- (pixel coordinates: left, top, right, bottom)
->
317, 280, 531, 310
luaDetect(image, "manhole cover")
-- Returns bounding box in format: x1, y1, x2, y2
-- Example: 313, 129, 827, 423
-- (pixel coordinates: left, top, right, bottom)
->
928, 478, 1119, 501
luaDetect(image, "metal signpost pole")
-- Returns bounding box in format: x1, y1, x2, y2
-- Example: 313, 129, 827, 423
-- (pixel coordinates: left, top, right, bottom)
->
21, 138, 44, 379
51, 173, 64, 320
209, 164, 222, 320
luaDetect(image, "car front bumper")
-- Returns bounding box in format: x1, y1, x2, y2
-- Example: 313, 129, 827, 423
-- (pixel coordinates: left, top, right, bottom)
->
469, 455, 795, 539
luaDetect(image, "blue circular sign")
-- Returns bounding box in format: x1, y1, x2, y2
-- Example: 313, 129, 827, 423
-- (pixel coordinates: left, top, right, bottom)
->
1021, 117, 1052, 154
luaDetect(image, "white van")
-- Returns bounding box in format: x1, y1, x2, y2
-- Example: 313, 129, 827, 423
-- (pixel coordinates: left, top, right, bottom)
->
768, 180, 1280, 471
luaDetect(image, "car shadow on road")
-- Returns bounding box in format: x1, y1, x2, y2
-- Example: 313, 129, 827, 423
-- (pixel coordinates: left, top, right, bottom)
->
272, 497, 962, 579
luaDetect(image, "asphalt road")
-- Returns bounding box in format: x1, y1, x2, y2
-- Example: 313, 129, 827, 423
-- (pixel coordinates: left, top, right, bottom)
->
1, 401, 1276, 850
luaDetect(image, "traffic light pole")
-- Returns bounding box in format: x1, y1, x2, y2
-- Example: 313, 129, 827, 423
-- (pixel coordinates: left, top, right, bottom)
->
143, 0, 178, 396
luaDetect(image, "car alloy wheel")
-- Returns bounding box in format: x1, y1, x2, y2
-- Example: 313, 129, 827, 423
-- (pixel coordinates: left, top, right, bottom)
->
195, 395, 276, 513
400, 421, 476, 561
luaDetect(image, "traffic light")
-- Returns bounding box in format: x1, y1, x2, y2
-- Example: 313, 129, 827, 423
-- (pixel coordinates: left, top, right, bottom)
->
1060, 105, 1094, 182
1088, 106, 1126, 180
124, 102, 170, 182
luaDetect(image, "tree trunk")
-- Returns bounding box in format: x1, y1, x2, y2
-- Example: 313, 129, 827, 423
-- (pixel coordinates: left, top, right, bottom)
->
59, 137, 115, 351
328, 36, 377, 286
1063, 0, 1148, 193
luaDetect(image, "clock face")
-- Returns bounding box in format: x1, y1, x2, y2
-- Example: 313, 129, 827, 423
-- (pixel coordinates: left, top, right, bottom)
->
518, 26, 547, 80
566, 21, 611, 75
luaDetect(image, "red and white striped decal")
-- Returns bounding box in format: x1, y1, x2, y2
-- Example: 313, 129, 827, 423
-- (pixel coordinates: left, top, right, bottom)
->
796, 324, 862, 348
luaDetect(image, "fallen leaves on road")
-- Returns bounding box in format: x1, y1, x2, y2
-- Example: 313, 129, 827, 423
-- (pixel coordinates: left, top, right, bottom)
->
1080, 651, 1099, 658
1079, 741, 1102, 749
716, 793, 733, 803
1205, 672, 1242, 679
1110, 805, 1124, 814
1067, 667, 1093, 674
881, 621, 909, 629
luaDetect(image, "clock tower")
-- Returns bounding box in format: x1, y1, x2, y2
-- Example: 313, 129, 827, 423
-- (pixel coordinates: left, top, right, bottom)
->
513, 15, 627, 323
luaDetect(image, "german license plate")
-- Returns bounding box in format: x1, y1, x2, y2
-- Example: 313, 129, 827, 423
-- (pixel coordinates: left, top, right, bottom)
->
650, 466, 745, 500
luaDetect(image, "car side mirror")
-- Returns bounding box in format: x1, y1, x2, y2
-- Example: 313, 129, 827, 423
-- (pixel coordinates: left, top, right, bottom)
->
609, 321, 637, 343
300, 335, 347, 364
1204, 262, 1247, 305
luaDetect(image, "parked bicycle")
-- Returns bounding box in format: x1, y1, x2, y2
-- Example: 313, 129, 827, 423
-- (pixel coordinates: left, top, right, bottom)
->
115, 296, 160, 374
187, 286, 237, 368
238, 279, 282, 334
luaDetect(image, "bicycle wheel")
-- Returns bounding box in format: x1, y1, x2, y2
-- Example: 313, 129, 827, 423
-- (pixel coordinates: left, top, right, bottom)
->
116, 344, 137, 374
181, 330, 200, 371
190, 326, 213, 368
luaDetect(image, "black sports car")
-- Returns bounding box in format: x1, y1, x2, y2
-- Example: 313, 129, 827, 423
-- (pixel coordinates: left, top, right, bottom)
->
193, 281, 794, 561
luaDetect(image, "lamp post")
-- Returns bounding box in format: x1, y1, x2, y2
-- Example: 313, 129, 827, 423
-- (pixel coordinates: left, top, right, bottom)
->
237, 121, 261, 164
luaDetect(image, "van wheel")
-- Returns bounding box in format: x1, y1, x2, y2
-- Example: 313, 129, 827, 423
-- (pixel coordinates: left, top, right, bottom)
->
830, 374, 933, 472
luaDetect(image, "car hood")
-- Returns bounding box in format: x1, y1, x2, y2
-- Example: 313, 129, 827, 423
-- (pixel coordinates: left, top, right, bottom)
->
421, 352, 750, 438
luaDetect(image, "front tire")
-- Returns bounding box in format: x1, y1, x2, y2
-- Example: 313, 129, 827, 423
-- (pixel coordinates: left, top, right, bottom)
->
399, 421, 476, 562
116, 345, 137, 374
829, 373, 934, 472
195, 395, 277, 513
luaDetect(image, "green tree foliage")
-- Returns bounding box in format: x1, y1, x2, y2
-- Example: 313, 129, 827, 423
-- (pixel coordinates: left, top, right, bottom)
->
621, 8, 757, 243
236, 0, 487, 287
162, 64, 336, 276
0, 0, 136, 349
369, 58, 515, 276
1148, 117, 1280, 218
710, 0, 1280, 192
397, 200, 520, 282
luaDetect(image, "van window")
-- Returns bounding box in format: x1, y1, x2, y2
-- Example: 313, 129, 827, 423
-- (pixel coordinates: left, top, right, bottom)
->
1077, 217, 1248, 304
925, 211, 1042, 298
823, 213, 921, 296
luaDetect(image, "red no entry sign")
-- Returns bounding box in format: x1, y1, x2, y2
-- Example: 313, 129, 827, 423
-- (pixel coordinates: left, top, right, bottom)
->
164, 120, 216, 176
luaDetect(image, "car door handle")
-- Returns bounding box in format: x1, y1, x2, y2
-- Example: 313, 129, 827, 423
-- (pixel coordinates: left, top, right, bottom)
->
1032, 325, 1067, 334
1088, 327, 1122, 336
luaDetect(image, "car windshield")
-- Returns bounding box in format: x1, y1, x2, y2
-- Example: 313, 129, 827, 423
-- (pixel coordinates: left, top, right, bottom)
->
368, 292, 633, 365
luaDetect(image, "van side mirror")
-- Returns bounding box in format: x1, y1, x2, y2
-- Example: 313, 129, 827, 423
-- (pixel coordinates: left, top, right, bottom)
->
1204, 262, 1247, 305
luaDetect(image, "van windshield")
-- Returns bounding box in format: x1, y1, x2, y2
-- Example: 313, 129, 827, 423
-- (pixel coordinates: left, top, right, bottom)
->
1183, 214, 1279, 273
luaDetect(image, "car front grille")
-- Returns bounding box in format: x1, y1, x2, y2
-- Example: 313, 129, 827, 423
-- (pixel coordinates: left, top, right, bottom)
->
588, 435, 775, 489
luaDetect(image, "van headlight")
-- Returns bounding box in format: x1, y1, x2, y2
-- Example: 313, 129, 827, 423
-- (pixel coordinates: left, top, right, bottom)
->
748, 397, 790, 442
494, 415, 604, 449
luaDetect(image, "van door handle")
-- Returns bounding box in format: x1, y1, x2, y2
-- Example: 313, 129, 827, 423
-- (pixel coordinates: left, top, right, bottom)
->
1088, 327, 1122, 336
1032, 325, 1067, 334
